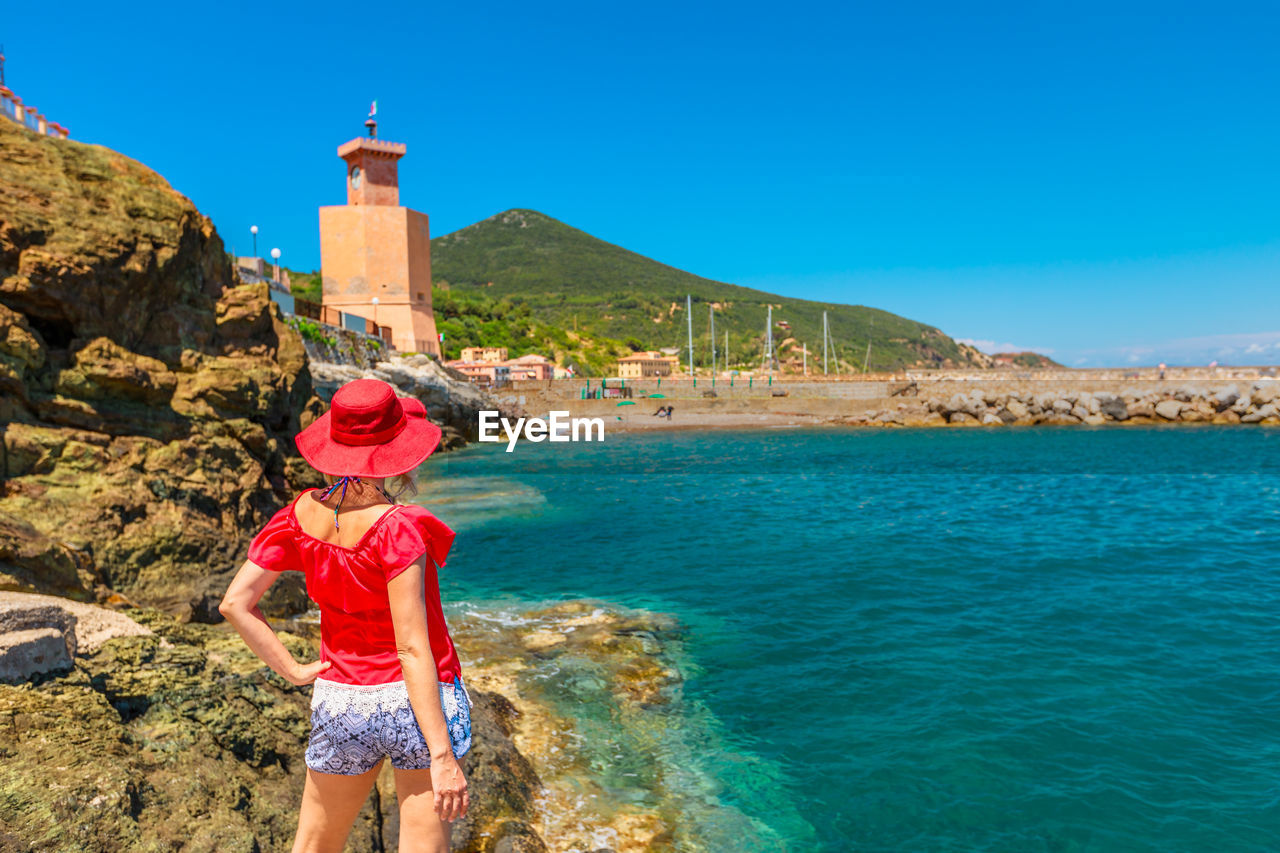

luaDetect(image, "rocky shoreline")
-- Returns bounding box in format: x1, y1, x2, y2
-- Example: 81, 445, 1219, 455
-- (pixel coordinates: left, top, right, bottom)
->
0, 117, 660, 852
0, 592, 688, 853
845, 383, 1280, 427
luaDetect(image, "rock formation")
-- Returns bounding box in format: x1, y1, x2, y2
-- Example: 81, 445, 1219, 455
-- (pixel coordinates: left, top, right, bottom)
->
0, 118, 324, 612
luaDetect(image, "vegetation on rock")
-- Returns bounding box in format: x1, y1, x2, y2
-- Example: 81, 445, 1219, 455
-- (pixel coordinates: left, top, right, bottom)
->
0, 118, 323, 610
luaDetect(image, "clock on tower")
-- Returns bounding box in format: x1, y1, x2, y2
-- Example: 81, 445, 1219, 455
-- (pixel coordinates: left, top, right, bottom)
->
338, 134, 405, 206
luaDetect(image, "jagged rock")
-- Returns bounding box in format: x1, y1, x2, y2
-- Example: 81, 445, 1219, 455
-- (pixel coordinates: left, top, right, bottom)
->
1241, 403, 1277, 423
0, 626, 71, 681
0, 510, 97, 600
1005, 399, 1029, 419
0, 591, 151, 682
1250, 384, 1279, 406
1099, 398, 1128, 420
981, 412, 1003, 425
0, 119, 323, 610
1051, 399, 1073, 414
1155, 400, 1183, 420
1070, 405, 1090, 420
948, 412, 977, 424
996, 408, 1018, 424
1213, 410, 1241, 424
1082, 414, 1107, 425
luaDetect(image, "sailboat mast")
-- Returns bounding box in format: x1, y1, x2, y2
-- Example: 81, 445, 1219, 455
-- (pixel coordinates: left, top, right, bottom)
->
686, 294, 694, 377
863, 316, 874, 373
709, 304, 716, 376
764, 305, 773, 373
823, 311, 829, 375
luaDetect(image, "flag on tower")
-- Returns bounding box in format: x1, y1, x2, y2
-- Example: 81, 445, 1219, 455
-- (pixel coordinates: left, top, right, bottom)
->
369, 100, 377, 117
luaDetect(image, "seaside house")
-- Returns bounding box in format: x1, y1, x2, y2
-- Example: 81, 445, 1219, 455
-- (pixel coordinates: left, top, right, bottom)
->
506, 354, 555, 381
460, 346, 509, 363
447, 352, 555, 383
447, 360, 510, 387
617, 351, 680, 378
460, 343, 509, 361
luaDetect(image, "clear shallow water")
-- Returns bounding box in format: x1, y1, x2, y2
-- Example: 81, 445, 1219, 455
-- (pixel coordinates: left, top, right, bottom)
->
419, 426, 1280, 852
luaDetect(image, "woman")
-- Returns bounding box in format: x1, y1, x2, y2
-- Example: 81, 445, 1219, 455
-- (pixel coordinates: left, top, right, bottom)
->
219, 378, 471, 853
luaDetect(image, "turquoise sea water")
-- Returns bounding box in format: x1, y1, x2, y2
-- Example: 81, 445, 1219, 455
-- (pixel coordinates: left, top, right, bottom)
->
417, 426, 1280, 852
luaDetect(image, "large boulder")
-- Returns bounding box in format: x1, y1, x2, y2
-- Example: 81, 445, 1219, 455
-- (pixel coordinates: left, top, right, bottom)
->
1099, 397, 1129, 421
1241, 403, 1277, 423
0, 591, 151, 682
0, 119, 324, 610
1155, 400, 1183, 420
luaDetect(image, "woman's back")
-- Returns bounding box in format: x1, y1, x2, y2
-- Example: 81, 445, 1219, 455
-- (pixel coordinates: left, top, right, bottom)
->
247, 485, 461, 686
294, 485, 397, 549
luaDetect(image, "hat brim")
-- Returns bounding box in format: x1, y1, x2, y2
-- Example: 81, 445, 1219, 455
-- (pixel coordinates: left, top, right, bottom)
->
295, 397, 443, 477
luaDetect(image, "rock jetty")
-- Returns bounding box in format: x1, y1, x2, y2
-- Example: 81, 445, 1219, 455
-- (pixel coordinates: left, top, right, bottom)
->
844, 383, 1280, 427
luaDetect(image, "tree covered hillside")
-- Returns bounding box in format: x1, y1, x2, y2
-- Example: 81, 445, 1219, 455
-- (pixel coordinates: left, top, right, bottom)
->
429, 209, 984, 372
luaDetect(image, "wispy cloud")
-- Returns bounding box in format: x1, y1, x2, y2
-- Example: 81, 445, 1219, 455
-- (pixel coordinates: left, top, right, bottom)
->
955, 337, 1056, 355
1076, 330, 1280, 366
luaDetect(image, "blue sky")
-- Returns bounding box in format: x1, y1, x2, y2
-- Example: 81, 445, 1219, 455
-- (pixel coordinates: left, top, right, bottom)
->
6, 1, 1279, 366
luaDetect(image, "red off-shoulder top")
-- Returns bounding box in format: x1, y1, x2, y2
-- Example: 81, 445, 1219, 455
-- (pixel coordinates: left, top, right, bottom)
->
246, 488, 462, 686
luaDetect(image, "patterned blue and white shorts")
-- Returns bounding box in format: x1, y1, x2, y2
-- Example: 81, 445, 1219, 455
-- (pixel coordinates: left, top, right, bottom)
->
305, 676, 474, 775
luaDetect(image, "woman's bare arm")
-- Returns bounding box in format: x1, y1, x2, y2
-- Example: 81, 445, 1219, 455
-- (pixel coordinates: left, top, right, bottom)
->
388, 555, 469, 821
219, 560, 330, 685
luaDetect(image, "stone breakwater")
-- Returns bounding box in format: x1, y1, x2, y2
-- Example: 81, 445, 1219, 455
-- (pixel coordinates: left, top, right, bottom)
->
845, 382, 1280, 427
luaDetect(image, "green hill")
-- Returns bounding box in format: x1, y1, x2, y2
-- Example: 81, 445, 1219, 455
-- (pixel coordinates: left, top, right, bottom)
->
429, 209, 984, 372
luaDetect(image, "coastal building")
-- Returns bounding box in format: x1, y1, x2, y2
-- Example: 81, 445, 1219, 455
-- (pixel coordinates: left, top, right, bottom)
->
446, 352, 555, 383
617, 351, 679, 378
318, 117, 441, 355
448, 361, 510, 386
506, 354, 555, 381
460, 346, 508, 363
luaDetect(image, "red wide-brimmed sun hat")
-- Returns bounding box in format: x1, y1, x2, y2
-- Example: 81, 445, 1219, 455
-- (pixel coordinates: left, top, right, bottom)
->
296, 379, 442, 477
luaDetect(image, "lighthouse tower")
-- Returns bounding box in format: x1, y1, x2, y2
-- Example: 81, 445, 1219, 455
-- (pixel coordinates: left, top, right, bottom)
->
318, 117, 440, 355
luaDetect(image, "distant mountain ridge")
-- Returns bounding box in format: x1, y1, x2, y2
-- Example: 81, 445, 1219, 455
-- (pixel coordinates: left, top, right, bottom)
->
429, 209, 987, 371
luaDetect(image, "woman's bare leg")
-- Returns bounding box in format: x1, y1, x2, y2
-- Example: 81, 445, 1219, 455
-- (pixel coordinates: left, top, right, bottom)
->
393, 764, 455, 853
291, 764, 382, 853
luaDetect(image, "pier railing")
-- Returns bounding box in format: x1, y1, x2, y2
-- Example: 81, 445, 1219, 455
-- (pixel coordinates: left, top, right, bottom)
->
267, 289, 392, 345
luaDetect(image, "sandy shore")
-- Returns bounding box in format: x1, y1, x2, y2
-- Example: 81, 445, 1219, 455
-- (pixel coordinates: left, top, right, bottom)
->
604, 410, 834, 432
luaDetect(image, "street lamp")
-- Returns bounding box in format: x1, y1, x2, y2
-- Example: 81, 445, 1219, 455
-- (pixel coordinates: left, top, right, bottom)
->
270, 247, 281, 283
371, 296, 379, 330
250, 225, 258, 258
